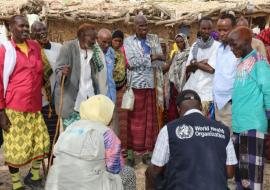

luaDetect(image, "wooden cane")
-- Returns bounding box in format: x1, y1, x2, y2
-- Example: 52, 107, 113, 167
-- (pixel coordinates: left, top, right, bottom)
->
46, 75, 66, 176
154, 66, 163, 132
42, 159, 46, 179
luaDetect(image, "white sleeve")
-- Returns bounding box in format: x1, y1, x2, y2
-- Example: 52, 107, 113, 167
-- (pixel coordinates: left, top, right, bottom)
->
208, 42, 221, 68
208, 49, 217, 69
185, 44, 194, 66
151, 126, 170, 167
226, 138, 238, 165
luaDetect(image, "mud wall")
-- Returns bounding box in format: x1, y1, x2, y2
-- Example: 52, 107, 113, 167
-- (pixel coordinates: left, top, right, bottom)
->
47, 18, 177, 44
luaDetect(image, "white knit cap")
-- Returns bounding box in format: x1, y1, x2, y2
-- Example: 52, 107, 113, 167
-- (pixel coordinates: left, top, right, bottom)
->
79, 95, 115, 126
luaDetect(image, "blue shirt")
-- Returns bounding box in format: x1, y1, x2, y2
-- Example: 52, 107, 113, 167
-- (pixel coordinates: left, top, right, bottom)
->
104, 47, 116, 103
139, 38, 151, 55
232, 50, 270, 133
213, 44, 239, 110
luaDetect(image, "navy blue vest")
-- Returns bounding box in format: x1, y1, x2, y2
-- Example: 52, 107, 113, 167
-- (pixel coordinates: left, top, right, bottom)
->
164, 112, 230, 190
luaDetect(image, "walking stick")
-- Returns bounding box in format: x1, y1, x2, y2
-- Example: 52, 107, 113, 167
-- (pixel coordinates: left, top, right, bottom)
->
154, 66, 163, 132
42, 159, 46, 179
46, 75, 66, 176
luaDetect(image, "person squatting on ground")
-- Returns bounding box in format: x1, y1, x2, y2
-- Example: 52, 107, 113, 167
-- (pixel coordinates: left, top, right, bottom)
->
145, 90, 237, 190
45, 95, 136, 190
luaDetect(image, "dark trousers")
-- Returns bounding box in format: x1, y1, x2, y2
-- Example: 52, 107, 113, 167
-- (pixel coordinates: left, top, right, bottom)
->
41, 105, 58, 149
0, 128, 3, 147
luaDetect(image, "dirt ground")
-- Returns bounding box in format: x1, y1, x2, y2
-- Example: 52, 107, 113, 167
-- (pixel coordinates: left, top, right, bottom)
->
0, 148, 270, 190
133, 159, 270, 190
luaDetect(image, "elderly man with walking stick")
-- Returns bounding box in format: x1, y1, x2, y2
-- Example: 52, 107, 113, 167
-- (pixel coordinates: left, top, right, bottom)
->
54, 23, 108, 129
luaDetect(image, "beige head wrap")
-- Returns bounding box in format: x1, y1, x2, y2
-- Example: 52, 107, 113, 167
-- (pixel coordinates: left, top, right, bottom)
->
79, 95, 115, 126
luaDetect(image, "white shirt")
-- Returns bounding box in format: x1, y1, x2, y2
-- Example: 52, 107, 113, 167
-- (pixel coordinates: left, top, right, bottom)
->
42, 42, 62, 107
213, 44, 239, 110
151, 109, 238, 167
74, 47, 95, 112
183, 41, 220, 101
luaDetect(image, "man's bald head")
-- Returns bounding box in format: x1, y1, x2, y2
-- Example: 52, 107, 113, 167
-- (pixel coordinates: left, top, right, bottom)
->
134, 15, 147, 25
31, 21, 46, 32
229, 26, 252, 45
98, 28, 112, 39
97, 28, 112, 52
134, 15, 148, 39
228, 26, 253, 58
236, 17, 249, 27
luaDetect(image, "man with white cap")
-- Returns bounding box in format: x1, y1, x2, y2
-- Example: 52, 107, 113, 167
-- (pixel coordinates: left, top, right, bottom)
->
45, 95, 136, 190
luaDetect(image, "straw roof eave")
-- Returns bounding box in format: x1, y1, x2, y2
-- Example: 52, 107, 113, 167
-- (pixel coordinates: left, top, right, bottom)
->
0, 0, 269, 26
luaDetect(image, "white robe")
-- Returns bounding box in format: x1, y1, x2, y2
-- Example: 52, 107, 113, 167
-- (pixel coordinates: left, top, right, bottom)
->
45, 120, 123, 190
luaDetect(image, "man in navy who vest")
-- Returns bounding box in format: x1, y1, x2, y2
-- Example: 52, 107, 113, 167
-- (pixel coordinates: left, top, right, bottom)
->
145, 89, 237, 190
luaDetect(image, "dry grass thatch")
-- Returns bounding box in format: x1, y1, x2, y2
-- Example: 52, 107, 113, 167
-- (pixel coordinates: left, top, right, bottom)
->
0, 0, 270, 26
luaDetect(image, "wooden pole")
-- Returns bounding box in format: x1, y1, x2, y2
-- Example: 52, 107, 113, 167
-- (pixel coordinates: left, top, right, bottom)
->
46, 75, 66, 176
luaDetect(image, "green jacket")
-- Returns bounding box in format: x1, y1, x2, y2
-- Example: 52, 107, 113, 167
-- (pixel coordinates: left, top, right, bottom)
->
232, 50, 270, 133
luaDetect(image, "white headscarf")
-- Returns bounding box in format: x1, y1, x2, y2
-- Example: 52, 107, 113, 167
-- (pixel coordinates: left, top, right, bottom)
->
80, 95, 115, 126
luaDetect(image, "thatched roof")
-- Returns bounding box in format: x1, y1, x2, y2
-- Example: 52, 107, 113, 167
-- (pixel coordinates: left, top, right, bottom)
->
1, 0, 270, 26
156, 0, 270, 27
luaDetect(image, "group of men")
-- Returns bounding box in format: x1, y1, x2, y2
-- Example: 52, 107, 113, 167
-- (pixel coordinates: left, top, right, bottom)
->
0, 10, 269, 190
0, 15, 121, 190
145, 13, 270, 190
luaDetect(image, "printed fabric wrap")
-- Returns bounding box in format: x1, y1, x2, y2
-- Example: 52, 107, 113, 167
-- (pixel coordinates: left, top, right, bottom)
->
113, 50, 126, 89
92, 44, 105, 72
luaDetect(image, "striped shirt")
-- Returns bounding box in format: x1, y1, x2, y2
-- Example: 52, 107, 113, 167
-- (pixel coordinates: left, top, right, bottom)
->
124, 34, 162, 89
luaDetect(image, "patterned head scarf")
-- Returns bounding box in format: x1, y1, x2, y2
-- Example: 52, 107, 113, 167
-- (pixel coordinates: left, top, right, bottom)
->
169, 33, 190, 59
80, 95, 115, 126
168, 33, 190, 93
175, 33, 190, 50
